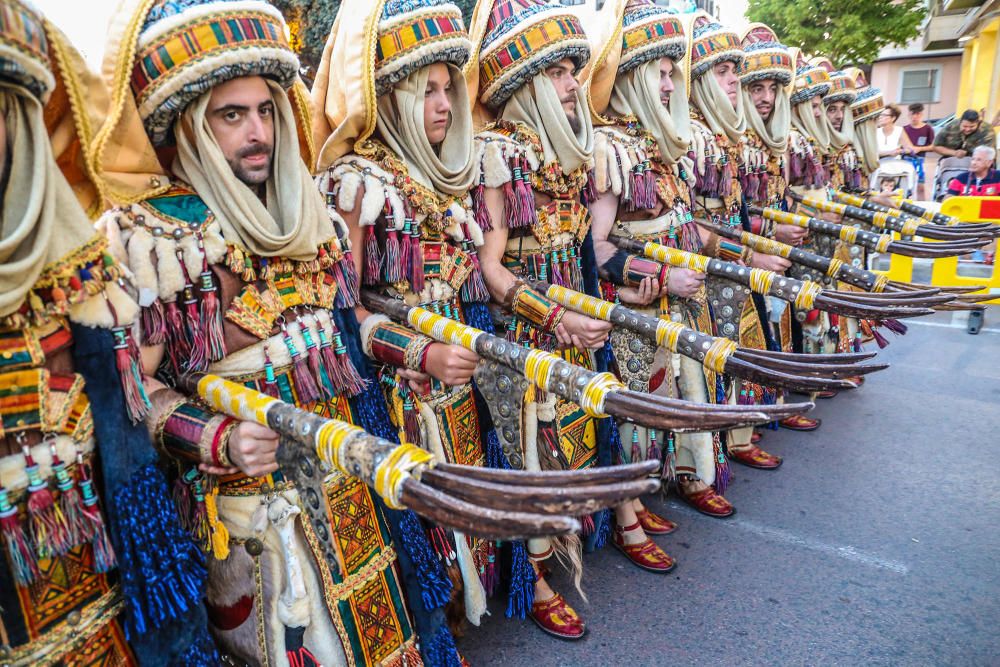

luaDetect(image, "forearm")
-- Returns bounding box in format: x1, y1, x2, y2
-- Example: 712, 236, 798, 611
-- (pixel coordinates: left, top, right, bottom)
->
147, 386, 235, 467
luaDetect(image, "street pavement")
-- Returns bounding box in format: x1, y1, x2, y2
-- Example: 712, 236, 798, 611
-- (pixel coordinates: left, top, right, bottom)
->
457, 309, 1000, 666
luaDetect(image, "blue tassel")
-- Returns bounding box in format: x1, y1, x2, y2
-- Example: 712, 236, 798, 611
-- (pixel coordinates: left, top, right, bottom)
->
505, 539, 536, 619
397, 510, 452, 611
484, 428, 512, 470
716, 375, 727, 404
421, 622, 463, 667
112, 464, 207, 638
594, 508, 612, 549
463, 301, 495, 335
170, 628, 219, 666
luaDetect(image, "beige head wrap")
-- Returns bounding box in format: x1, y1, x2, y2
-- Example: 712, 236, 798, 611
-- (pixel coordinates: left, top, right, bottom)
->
171, 79, 334, 261
853, 118, 880, 173
501, 73, 593, 175
691, 69, 746, 145
741, 80, 791, 156
608, 58, 691, 163
0, 86, 100, 318
792, 96, 831, 155
375, 63, 476, 196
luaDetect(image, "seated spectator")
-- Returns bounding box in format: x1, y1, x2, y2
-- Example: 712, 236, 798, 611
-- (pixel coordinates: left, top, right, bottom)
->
878, 104, 915, 159
903, 103, 935, 200
934, 109, 997, 160
946, 146, 1000, 196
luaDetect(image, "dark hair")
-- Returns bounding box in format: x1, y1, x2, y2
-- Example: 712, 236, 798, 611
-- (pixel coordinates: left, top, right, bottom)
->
960, 109, 980, 123
908, 103, 924, 114
885, 104, 901, 121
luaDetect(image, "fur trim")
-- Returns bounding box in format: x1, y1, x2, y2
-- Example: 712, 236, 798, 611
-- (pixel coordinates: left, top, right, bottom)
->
454, 531, 488, 626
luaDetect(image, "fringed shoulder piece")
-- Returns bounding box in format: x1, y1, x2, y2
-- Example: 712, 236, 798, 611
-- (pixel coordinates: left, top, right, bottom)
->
687, 116, 742, 211
830, 143, 863, 191
786, 128, 825, 189
473, 119, 595, 230
739, 129, 787, 205
322, 141, 489, 303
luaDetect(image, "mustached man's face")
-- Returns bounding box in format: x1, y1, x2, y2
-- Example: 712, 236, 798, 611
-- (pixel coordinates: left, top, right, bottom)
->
712, 60, 740, 108
747, 79, 779, 122
658, 56, 675, 108
423, 62, 452, 145
826, 100, 847, 131
206, 76, 275, 186
545, 58, 581, 132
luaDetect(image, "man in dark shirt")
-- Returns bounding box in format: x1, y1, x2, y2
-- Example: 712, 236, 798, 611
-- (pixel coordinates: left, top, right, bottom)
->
903, 103, 935, 199
947, 146, 1000, 196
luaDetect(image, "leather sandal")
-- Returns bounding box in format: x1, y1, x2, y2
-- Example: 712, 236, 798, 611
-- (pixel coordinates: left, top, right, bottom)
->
530, 593, 586, 640
728, 444, 783, 470
814, 390, 838, 399
636, 508, 677, 535
779, 414, 820, 431
678, 484, 734, 518
751, 431, 762, 444
613, 521, 676, 573
844, 375, 865, 387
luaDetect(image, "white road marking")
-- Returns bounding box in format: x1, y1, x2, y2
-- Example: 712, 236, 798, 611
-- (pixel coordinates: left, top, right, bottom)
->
906, 320, 1000, 335
666, 502, 910, 575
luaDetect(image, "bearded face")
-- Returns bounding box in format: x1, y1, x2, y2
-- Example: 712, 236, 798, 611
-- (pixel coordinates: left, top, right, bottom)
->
545, 58, 581, 132
205, 76, 275, 187
747, 79, 779, 122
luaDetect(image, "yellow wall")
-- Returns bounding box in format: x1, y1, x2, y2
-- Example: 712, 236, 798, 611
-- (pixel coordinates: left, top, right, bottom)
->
957, 17, 1000, 120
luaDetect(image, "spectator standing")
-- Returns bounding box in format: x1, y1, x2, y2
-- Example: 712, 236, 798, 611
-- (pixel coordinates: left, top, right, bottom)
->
877, 104, 915, 159
903, 103, 935, 199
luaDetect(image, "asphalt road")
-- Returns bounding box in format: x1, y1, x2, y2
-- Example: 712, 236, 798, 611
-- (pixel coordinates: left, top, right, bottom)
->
457, 309, 1000, 667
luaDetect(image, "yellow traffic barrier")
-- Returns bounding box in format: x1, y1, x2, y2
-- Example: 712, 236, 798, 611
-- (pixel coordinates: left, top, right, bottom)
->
873, 197, 999, 304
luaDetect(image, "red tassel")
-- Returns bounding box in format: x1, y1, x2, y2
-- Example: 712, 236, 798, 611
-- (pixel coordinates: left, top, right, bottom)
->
714, 435, 731, 495
647, 429, 662, 464
0, 484, 37, 584
51, 447, 86, 549
319, 326, 366, 397
363, 225, 382, 285
113, 326, 151, 422
385, 229, 402, 284
262, 345, 281, 398
76, 456, 115, 572
141, 299, 167, 345
22, 446, 71, 559
580, 513, 595, 536
661, 433, 677, 483
402, 389, 422, 446
163, 299, 190, 375
480, 540, 499, 595
630, 426, 642, 464
409, 225, 424, 293
182, 284, 208, 372
198, 269, 227, 363
302, 321, 333, 401
471, 183, 493, 231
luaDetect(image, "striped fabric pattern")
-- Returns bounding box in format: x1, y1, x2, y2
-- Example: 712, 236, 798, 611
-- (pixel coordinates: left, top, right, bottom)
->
620, 7, 685, 73
791, 64, 831, 105
480, 13, 585, 97
131, 10, 289, 103
376, 13, 465, 67
824, 71, 857, 105
0, 0, 53, 99
739, 47, 793, 85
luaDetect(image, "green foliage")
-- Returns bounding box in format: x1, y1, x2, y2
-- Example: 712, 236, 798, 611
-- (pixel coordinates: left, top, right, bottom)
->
272, 0, 480, 81
746, 0, 926, 66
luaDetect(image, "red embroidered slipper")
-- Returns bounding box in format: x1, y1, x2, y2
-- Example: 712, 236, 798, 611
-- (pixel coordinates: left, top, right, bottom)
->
678, 485, 734, 518
530, 593, 586, 640
779, 414, 821, 431
728, 444, 783, 470
637, 508, 677, 535
613, 521, 676, 573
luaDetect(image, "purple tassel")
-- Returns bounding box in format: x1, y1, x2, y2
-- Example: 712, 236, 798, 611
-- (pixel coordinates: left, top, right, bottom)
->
643, 168, 658, 208
409, 224, 424, 293
582, 169, 598, 205
1, 483, 37, 584
283, 324, 320, 404
197, 269, 226, 363
182, 284, 208, 373
715, 434, 732, 495
321, 326, 366, 397
302, 321, 333, 401
399, 224, 412, 286
870, 327, 890, 349
881, 318, 908, 336
630, 426, 642, 464
331, 252, 358, 309
647, 429, 661, 464
141, 300, 166, 345
720, 162, 733, 197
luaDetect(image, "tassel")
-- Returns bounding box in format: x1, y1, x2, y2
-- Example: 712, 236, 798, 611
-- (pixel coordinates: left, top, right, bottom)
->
51, 445, 86, 549
203, 486, 230, 561
478, 540, 499, 595
262, 345, 280, 398
402, 390, 422, 446
630, 426, 641, 464
881, 318, 908, 336
0, 483, 37, 584
870, 327, 890, 348
647, 428, 661, 464
22, 445, 72, 559
197, 269, 226, 363
141, 299, 167, 345
642, 167, 658, 209
661, 432, 677, 483
322, 325, 366, 397
330, 249, 359, 309
182, 284, 208, 372
853, 332, 863, 353
720, 160, 734, 197
580, 512, 595, 536
471, 182, 493, 231
715, 437, 732, 495
363, 225, 382, 286
163, 299, 190, 376
399, 223, 413, 286
172, 472, 195, 534
385, 229, 402, 284
397, 509, 453, 610
76, 454, 115, 572
282, 323, 321, 404
593, 507, 612, 549
428, 525, 456, 565
505, 539, 536, 619
582, 169, 598, 205
409, 220, 424, 293
301, 318, 333, 400
760, 171, 770, 201
113, 326, 151, 423
422, 622, 463, 667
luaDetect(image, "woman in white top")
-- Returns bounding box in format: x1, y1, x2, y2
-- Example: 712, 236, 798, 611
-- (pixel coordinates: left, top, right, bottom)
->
877, 103, 915, 158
